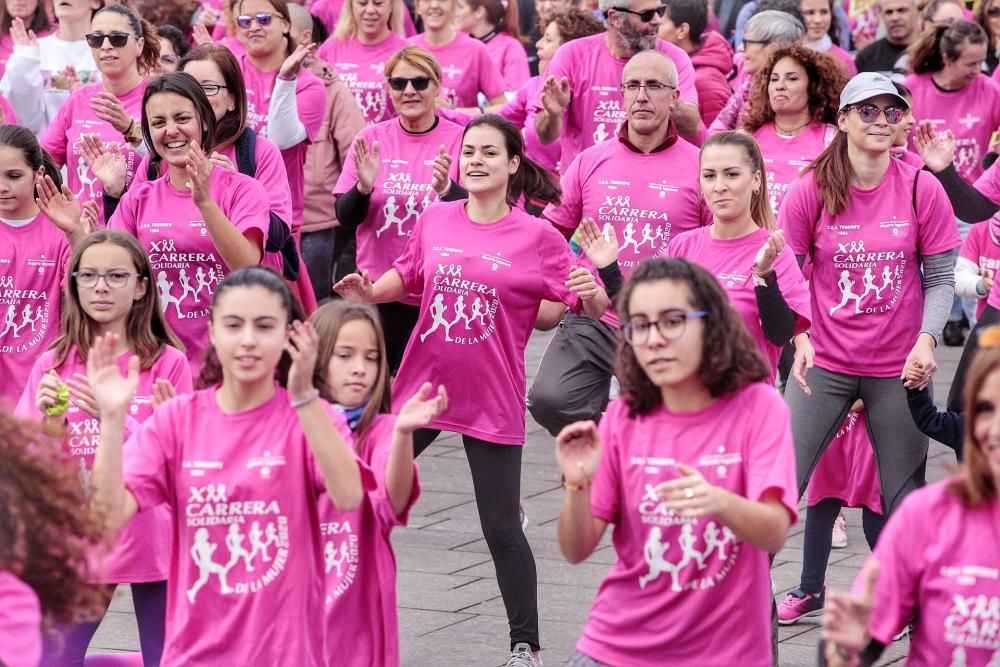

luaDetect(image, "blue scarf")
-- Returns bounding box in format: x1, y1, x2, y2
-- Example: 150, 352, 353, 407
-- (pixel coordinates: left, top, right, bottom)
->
335, 402, 368, 433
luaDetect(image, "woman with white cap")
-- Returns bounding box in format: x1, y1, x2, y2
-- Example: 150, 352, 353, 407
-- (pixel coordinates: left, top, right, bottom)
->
779, 71, 961, 530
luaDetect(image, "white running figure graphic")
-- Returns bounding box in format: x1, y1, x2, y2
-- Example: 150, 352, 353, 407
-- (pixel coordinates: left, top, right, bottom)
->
639, 223, 659, 250
377, 196, 406, 237
593, 122, 609, 144
829, 270, 863, 316
450, 294, 474, 329
949, 646, 968, 667
638, 526, 683, 591
326, 540, 350, 577
194, 267, 213, 300
403, 194, 419, 224
178, 268, 200, 304
618, 222, 641, 254
324, 541, 337, 574
677, 523, 707, 571
702, 521, 733, 560
248, 521, 271, 563
860, 267, 884, 300
225, 523, 255, 572
187, 527, 234, 603
1, 305, 20, 338
156, 271, 184, 319
76, 155, 98, 199
470, 297, 488, 326
420, 293, 454, 342
880, 265, 895, 294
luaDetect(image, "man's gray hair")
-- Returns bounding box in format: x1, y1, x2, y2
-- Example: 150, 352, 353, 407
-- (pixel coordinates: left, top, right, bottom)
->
598, 0, 625, 16
744, 10, 805, 44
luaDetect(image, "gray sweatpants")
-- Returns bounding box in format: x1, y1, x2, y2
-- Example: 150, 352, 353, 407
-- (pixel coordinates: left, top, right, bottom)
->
527, 313, 617, 437
784, 365, 928, 516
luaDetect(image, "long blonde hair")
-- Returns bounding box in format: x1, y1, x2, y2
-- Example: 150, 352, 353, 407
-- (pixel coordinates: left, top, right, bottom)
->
333, 0, 406, 40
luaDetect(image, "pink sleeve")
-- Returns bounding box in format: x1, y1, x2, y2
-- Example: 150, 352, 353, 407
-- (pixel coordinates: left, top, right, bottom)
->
0, 572, 41, 667
500, 41, 531, 90
366, 419, 420, 530
959, 225, 982, 263
744, 386, 798, 522
973, 160, 1000, 205
435, 106, 475, 127
308, 403, 376, 495
392, 212, 427, 293
477, 47, 508, 100
777, 175, 819, 258
590, 401, 624, 523
859, 492, 925, 643
536, 222, 583, 311
131, 154, 153, 187
254, 136, 294, 224
106, 185, 140, 235
296, 75, 328, 141
774, 246, 812, 335
224, 176, 272, 251
163, 349, 194, 394
39, 97, 70, 167
541, 154, 584, 232
662, 40, 699, 106
13, 355, 49, 418
497, 83, 529, 126
122, 406, 175, 511
915, 171, 962, 257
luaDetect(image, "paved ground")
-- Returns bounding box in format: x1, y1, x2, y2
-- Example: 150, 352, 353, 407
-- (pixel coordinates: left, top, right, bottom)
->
88, 331, 966, 666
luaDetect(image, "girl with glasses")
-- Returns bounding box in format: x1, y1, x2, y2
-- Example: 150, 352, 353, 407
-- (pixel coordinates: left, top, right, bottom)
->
780, 73, 961, 529
40, 4, 159, 219
555, 257, 797, 666
15, 230, 191, 666
332, 46, 465, 374
336, 114, 608, 667
0, 0, 100, 136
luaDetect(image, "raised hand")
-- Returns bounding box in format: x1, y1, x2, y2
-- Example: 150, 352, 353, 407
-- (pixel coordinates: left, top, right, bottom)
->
333, 270, 374, 303
353, 137, 381, 195
86, 332, 140, 417
185, 142, 215, 207
89, 91, 135, 134
657, 462, 726, 519
822, 562, 880, 665
278, 42, 317, 81
565, 265, 600, 302
396, 382, 448, 433
192, 23, 214, 46
81, 200, 100, 234
752, 229, 785, 275
65, 372, 99, 419
913, 120, 955, 173
208, 151, 236, 172
555, 421, 602, 487
151, 378, 178, 410
10, 17, 38, 47
36, 173, 85, 237
285, 320, 320, 401
578, 217, 619, 269
430, 144, 452, 196
540, 75, 571, 116
81, 134, 127, 196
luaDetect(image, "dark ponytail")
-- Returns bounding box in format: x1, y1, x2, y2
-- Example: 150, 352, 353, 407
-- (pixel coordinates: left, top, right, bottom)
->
908, 20, 987, 74
464, 114, 560, 206
466, 0, 520, 38
95, 4, 162, 75
0, 124, 63, 195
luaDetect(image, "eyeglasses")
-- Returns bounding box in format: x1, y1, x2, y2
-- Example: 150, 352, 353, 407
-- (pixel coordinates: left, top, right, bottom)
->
201, 83, 228, 97
621, 80, 676, 94
611, 5, 667, 22
848, 103, 906, 124
621, 309, 706, 346
988, 6, 1000, 16
387, 76, 432, 91
72, 270, 136, 289
742, 37, 768, 49
85, 31, 132, 48
236, 11, 274, 29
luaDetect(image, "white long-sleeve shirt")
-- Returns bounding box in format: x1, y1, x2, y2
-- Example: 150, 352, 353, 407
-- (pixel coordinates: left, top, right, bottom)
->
955, 255, 989, 300
0, 35, 98, 135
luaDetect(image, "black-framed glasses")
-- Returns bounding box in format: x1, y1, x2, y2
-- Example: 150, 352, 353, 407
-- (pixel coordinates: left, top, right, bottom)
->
742, 37, 768, 49
387, 75, 432, 92
611, 5, 667, 22
236, 11, 274, 29
621, 309, 707, 346
201, 83, 228, 97
621, 80, 676, 94
85, 31, 131, 48
848, 103, 906, 125
72, 270, 136, 289
988, 6, 1000, 16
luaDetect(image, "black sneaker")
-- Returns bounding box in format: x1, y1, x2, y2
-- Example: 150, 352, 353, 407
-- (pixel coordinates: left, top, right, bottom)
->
943, 321, 965, 347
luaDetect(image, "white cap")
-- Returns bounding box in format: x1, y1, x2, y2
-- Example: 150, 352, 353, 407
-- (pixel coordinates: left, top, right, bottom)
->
838, 72, 909, 111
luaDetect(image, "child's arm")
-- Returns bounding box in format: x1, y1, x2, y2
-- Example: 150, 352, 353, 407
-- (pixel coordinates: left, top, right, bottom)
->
386, 383, 447, 517
904, 382, 964, 459
955, 257, 989, 300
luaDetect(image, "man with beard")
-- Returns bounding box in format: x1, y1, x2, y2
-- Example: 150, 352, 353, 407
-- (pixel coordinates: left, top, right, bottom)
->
534, 0, 701, 167
854, 0, 920, 76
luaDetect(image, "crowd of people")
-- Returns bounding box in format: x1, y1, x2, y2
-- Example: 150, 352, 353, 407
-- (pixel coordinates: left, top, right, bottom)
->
0, 0, 999, 664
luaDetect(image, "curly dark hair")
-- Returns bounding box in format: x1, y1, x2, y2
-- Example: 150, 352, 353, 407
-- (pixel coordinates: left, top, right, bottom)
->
137, 0, 201, 29
0, 413, 109, 624
742, 43, 848, 133
543, 8, 606, 41
615, 258, 770, 417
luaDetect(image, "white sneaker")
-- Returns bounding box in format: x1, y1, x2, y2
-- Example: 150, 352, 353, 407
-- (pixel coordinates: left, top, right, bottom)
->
505, 643, 541, 666
831, 512, 848, 549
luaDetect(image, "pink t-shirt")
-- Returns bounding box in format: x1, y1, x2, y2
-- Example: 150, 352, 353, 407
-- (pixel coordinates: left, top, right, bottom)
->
542, 133, 709, 328
333, 116, 464, 289
500, 76, 560, 173
392, 201, 582, 445
858, 480, 1000, 664
0, 571, 41, 667
316, 33, 407, 126
904, 72, 1000, 184
122, 385, 359, 666
781, 159, 961, 377
107, 167, 271, 372
405, 32, 507, 108
320, 414, 419, 667
238, 52, 327, 231
971, 162, 1000, 311
15, 346, 192, 582
752, 122, 834, 215
959, 220, 1000, 318
481, 32, 530, 91
579, 384, 798, 666
40, 81, 145, 220
892, 147, 925, 169
0, 214, 71, 410
668, 226, 811, 376
544, 34, 699, 170
825, 43, 858, 77
805, 408, 882, 513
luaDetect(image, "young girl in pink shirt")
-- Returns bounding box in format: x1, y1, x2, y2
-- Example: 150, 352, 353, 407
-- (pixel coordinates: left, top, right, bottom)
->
16, 231, 192, 665
107, 72, 272, 373
454, 0, 531, 92
0, 412, 108, 667
336, 114, 609, 667
311, 300, 446, 667
88, 266, 366, 666
40, 4, 160, 220
556, 257, 798, 666
822, 336, 1000, 666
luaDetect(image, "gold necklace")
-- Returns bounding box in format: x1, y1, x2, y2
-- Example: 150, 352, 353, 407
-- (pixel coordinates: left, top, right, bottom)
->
774, 118, 812, 136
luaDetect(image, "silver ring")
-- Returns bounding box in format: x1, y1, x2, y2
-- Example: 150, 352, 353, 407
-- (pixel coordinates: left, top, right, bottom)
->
684, 487, 694, 499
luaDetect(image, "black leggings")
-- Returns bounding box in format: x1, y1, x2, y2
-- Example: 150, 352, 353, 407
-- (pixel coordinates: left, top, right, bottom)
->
377, 301, 420, 376
414, 429, 539, 651
799, 499, 885, 595
948, 303, 1000, 412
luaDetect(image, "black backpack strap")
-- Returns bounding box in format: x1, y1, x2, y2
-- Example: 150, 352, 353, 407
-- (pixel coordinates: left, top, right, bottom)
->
911, 168, 920, 220
146, 157, 159, 182
235, 127, 257, 177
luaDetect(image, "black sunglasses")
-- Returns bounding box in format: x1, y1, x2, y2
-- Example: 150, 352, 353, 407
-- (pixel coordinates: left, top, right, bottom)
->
387, 76, 432, 92
236, 11, 274, 29
611, 5, 667, 22
86, 31, 131, 48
